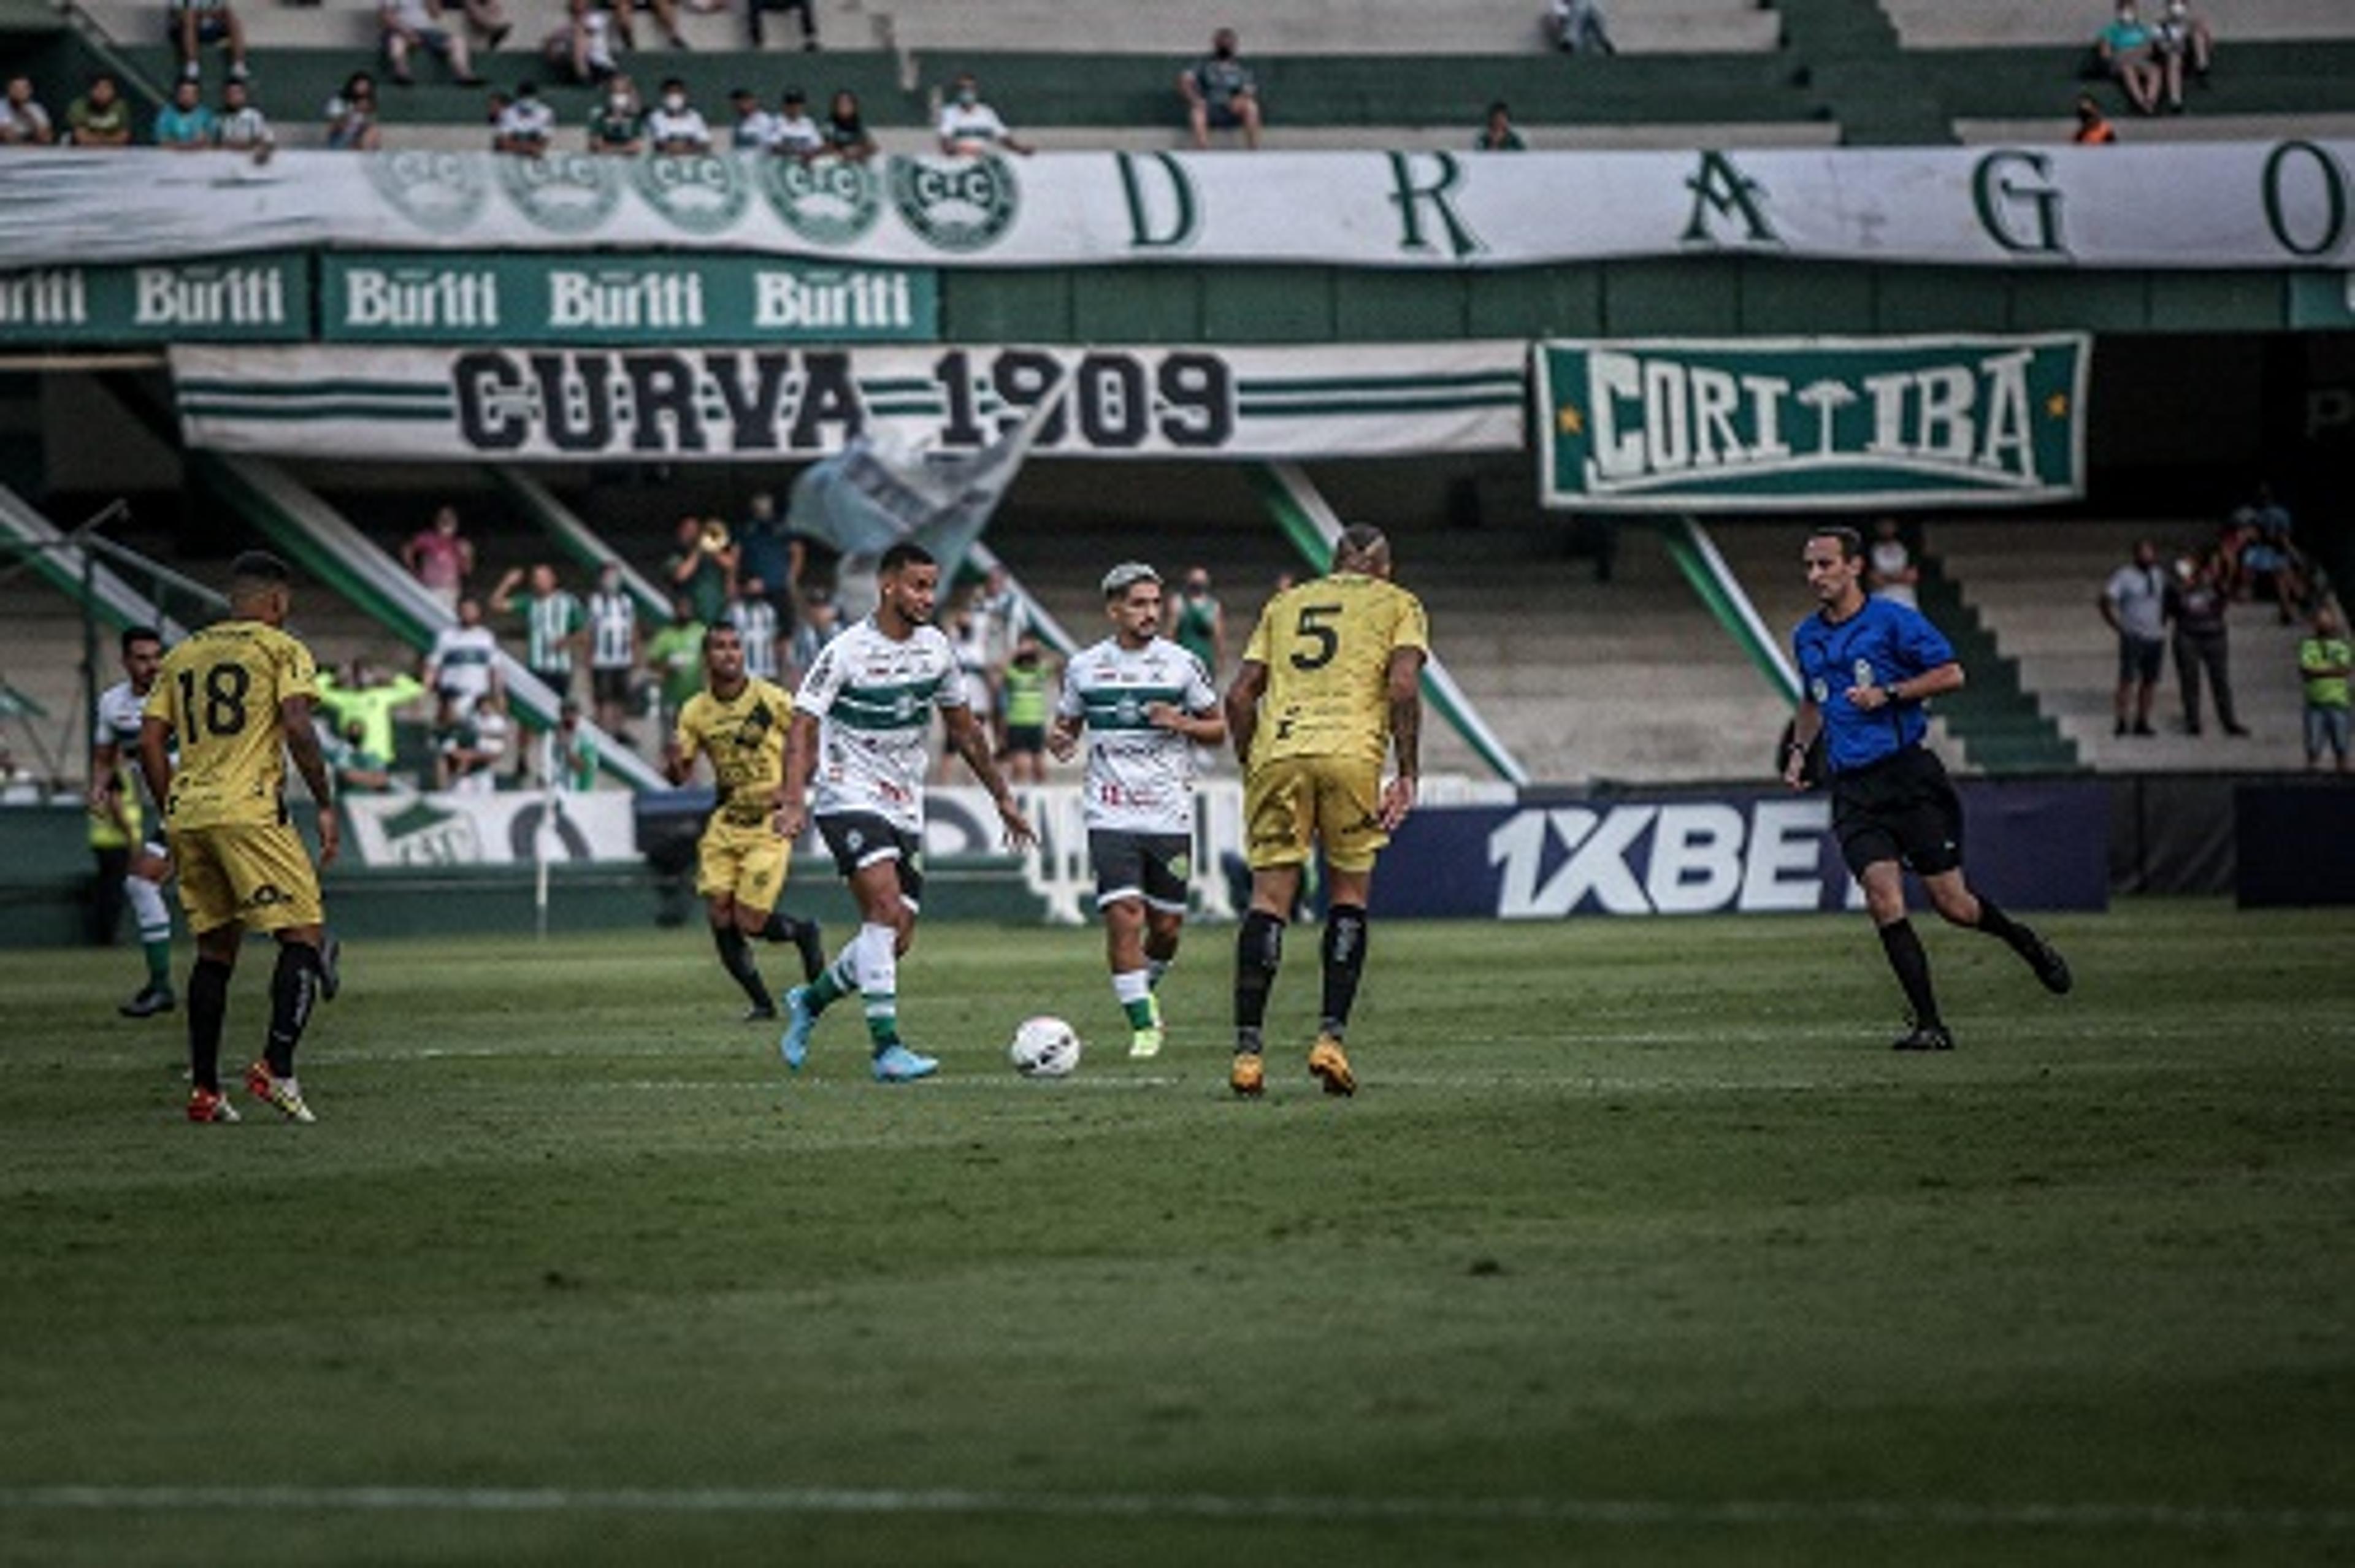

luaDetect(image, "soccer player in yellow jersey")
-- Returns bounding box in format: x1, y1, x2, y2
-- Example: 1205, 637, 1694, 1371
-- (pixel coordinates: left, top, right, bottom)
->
664, 621, 825, 1020
1223, 523, 1428, 1098
137, 552, 340, 1125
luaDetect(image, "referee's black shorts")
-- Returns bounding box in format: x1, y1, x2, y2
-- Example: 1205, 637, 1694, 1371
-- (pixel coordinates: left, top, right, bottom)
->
1830, 745, 1964, 878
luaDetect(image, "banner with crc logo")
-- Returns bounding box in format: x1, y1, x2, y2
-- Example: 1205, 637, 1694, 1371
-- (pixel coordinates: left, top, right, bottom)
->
169, 342, 1528, 461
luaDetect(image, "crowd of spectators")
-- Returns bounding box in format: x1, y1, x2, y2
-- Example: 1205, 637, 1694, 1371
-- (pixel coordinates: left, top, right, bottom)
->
2089, 0, 2215, 120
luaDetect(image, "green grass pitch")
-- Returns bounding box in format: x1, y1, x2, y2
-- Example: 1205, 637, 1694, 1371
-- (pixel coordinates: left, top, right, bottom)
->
1, 901, 2349, 1567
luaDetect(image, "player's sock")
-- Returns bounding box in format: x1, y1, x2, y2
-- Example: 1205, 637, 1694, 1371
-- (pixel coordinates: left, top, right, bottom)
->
187, 955, 231, 1093
808, 946, 857, 1012
713, 925, 772, 1012
1146, 957, 1171, 990
762, 910, 827, 982
1318, 903, 1368, 1040
1233, 909, 1282, 1052
126, 876, 172, 993
265, 942, 323, 1077
1112, 966, 1155, 1032
1969, 896, 2031, 951
1875, 918, 1942, 1028
853, 922, 900, 1050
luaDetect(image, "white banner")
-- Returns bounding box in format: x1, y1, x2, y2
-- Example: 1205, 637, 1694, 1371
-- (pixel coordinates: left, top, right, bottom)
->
2, 145, 2351, 269
169, 342, 1528, 460
342, 788, 637, 867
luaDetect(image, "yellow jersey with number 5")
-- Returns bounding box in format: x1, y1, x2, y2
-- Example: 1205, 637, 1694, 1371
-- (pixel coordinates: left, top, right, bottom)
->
142, 620, 318, 830
1242, 572, 1428, 768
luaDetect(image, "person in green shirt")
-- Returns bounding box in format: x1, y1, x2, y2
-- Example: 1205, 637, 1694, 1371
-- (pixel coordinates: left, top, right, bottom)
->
999, 633, 1054, 784
66, 74, 132, 147
1474, 101, 1526, 151
542, 701, 600, 792
2299, 604, 2350, 773
587, 74, 644, 153
1167, 566, 1224, 685
645, 593, 708, 736
324, 719, 396, 795
316, 659, 426, 762
665, 514, 735, 628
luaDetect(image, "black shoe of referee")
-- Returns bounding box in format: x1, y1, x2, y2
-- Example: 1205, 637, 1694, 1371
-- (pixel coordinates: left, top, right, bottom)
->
2020, 928, 2073, 995
1892, 1022, 1955, 1052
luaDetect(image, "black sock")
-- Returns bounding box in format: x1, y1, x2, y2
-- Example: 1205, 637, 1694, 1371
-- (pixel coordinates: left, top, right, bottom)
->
265, 943, 321, 1077
188, 957, 232, 1093
714, 926, 772, 1011
1319, 904, 1369, 1039
1233, 909, 1284, 1050
1972, 895, 2026, 948
761, 911, 826, 983
1876, 918, 1941, 1028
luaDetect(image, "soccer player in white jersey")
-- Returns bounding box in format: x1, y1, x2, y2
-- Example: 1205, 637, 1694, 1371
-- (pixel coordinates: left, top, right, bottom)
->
1048, 562, 1225, 1058
776, 542, 1036, 1082
90, 625, 177, 1017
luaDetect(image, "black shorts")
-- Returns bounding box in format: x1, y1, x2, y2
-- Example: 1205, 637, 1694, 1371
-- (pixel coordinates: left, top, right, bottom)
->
591, 667, 634, 706
1830, 746, 1964, 878
816, 810, 924, 909
2118, 633, 2165, 686
1090, 828, 1190, 913
1004, 724, 1045, 756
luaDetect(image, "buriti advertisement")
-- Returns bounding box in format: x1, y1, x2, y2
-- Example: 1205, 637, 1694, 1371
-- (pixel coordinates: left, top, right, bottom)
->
169, 342, 1528, 461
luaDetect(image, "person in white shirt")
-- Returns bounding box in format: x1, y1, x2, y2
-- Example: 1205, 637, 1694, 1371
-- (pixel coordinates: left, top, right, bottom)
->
426, 596, 503, 718
213, 78, 274, 159
770, 86, 822, 157
727, 85, 779, 151
643, 76, 711, 154
1049, 562, 1226, 1058
0, 75, 55, 145
542, 0, 619, 85
936, 72, 1033, 157
492, 79, 554, 153
775, 542, 1036, 1084
379, 0, 481, 86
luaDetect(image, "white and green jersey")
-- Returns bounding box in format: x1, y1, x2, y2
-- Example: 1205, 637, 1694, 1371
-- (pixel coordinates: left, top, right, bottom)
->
794, 616, 967, 833
520, 590, 585, 673
97, 676, 170, 823
428, 622, 499, 706
1057, 635, 1216, 834
588, 589, 637, 670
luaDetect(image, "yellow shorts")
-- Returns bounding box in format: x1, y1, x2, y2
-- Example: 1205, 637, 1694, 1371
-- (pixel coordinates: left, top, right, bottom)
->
170, 821, 324, 936
1244, 754, 1388, 874
697, 816, 793, 912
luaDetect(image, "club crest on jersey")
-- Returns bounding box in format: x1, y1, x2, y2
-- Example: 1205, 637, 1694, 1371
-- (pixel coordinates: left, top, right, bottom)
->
1851, 659, 1874, 689
1809, 676, 1829, 703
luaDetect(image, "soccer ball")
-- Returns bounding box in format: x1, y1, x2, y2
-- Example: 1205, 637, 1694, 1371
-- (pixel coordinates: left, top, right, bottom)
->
1008, 1015, 1082, 1078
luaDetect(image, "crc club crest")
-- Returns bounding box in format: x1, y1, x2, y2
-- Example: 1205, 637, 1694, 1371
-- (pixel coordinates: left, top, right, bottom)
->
633, 151, 752, 236
498, 151, 626, 236
365, 150, 489, 235
888, 153, 1019, 254
758, 155, 883, 246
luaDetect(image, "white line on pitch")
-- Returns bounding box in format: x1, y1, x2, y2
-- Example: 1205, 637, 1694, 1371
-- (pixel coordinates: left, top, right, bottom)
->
0, 1487, 2346, 1534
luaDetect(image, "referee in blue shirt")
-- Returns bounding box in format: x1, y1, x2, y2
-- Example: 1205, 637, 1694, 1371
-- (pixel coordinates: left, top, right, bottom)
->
1785, 525, 2072, 1050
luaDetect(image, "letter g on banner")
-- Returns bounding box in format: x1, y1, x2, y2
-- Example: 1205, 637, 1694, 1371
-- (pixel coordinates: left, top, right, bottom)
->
1972, 151, 2066, 258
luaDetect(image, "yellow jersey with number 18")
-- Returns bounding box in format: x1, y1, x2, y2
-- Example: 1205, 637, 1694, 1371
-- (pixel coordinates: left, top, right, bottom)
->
142, 620, 319, 831
1242, 572, 1429, 768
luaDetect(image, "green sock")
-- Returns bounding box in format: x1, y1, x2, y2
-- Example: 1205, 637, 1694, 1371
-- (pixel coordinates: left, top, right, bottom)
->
808, 951, 855, 1011
143, 939, 172, 992
862, 992, 899, 1050
1122, 995, 1157, 1031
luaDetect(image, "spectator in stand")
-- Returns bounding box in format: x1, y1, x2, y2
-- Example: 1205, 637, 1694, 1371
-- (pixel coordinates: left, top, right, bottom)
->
215, 77, 274, 158
2150, 0, 2213, 111
402, 504, 475, 611
936, 71, 1034, 157
1168, 565, 1226, 684
998, 632, 1052, 785
316, 658, 425, 764
492, 79, 553, 153
772, 85, 822, 157
2100, 538, 2167, 738
2300, 605, 2351, 774
611, 0, 687, 53
545, 0, 622, 85
470, 688, 515, 789
153, 77, 218, 150
456, 0, 513, 54
737, 489, 800, 625
727, 576, 786, 683
644, 591, 707, 735
644, 76, 711, 153
167, 0, 250, 87
426, 595, 503, 718
1180, 28, 1261, 150
584, 562, 641, 743
1867, 517, 1920, 610
587, 74, 646, 153
323, 72, 383, 150
667, 514, 735, 625
0, 76, 56, 145
434, 693, 504, 794
324, 718, 396, 795
728, 85, 778, 150
819, 88, 875, 161
1474, 100, 1525, 151
492, 562, 587, 702
542, 701, 599, 792
381, 0, 483, 86
2166, 548, 2245, 737
2224, 482, 2308, 624
1547, 0, 1615, 55
66, 74, 133, 147
747, 0, 817, 50
2072, 93, 2117, 143
2096, 2, 2161, 117
785, 586, 838, 686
